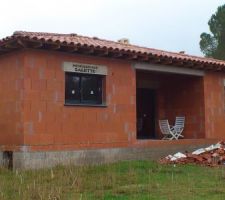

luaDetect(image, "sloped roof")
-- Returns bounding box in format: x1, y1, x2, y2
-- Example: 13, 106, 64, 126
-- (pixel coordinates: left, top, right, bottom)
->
0, 31, 225, 71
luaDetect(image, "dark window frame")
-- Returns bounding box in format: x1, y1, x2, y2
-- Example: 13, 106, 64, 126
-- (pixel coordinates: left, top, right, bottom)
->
65, 72, 106, 106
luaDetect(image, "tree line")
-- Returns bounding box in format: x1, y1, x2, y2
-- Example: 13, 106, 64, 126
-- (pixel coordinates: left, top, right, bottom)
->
200, 4, 225, 60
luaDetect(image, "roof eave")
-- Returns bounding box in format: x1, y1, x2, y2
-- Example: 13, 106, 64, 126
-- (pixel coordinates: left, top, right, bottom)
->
0, 36, 225, 72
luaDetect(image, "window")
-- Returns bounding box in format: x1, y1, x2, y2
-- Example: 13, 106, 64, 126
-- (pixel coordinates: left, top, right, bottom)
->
65, 72, 104, 105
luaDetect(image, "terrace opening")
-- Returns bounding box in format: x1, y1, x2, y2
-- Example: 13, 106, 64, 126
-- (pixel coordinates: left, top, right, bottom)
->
136, 69, 205, 140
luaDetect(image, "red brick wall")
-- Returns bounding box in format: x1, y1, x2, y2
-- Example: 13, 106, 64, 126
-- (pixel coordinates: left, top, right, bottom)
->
0, 52, 24, 147
204, 72, 225, 139
161, 75, 205, 139
22, 50, 136, 150
0, 49, 225, 152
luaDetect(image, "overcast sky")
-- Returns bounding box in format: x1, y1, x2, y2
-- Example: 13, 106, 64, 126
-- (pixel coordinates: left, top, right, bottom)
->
0, 0, 224, 56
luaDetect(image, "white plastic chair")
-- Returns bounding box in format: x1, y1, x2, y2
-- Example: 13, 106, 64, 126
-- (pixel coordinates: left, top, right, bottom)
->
172, 116, 185, 139
159, 120, 178, 140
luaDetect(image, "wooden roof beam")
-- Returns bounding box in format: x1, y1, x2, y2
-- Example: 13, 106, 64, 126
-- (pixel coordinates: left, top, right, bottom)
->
89, 48, 95, 54
161, 58, 173, 65
194, 64, 204, 69
44, 43, 61, 50
95, 48, 109, 56
111, 51, 124, 58
139, 54, 149, 62
215, 65, 224, 71
17, 39, 27, 48
126, 53, 138, 60
26, 40, 43, 48
147, 54, 161, 63
151, 57, 161, 64
173, 59, 184, 66
185, 62, 194, 67
60, 45, 78, 53
204, 64, 217, 70
4, 40, 20, 49
79, 47, 95, 54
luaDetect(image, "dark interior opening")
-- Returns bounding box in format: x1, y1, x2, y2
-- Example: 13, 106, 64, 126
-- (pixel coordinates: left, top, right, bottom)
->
3, 151, 13, 169
136, 70, 205, 140
136, 88, 156, 139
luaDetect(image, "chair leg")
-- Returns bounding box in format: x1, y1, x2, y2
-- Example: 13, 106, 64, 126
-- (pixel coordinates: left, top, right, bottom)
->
175, 132, 184, 139
170, 131, 178, 140
162, 135, 169, 140
163, 135, 172, 140
174, 133, 179, 140
171, 135, 178, 140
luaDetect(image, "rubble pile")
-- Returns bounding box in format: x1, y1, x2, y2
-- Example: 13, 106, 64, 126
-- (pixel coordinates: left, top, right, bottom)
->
159, 141, 225, 167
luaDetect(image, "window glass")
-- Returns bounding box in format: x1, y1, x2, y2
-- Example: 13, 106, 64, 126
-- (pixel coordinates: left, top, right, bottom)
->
65, 72, 103, 105
65, 73, 80, 104
82, 76, 100, 103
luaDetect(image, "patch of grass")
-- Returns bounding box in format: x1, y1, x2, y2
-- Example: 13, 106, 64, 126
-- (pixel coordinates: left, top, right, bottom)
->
0, 160, 225, 199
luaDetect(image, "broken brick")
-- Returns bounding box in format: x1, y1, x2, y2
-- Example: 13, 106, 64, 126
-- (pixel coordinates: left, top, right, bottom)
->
159, 141, 225, 167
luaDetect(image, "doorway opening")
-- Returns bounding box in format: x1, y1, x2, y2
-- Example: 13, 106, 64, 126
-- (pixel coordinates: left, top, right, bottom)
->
136, 88, 156, 139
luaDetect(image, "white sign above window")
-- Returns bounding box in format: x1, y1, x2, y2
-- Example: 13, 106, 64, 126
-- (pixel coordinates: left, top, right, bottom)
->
63, 62, 107, 75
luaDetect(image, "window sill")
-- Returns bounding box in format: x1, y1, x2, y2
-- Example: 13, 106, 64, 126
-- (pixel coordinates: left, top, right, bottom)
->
64, 103, 107, 108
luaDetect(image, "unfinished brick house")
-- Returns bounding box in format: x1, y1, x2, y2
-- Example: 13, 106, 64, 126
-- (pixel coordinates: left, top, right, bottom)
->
0, 31, 224, 169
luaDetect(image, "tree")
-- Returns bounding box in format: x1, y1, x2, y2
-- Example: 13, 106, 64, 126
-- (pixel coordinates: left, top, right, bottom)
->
200, 4, 225, 60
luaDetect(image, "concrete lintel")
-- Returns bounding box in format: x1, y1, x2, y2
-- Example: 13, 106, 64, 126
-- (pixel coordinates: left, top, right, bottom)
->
133, 63, 205, 76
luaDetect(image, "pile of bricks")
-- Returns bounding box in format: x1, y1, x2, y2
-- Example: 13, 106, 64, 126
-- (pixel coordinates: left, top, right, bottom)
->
159, 141, 225, 167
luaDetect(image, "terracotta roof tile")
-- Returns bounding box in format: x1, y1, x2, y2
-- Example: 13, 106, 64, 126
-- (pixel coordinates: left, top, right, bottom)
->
1, 31, 225, 69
